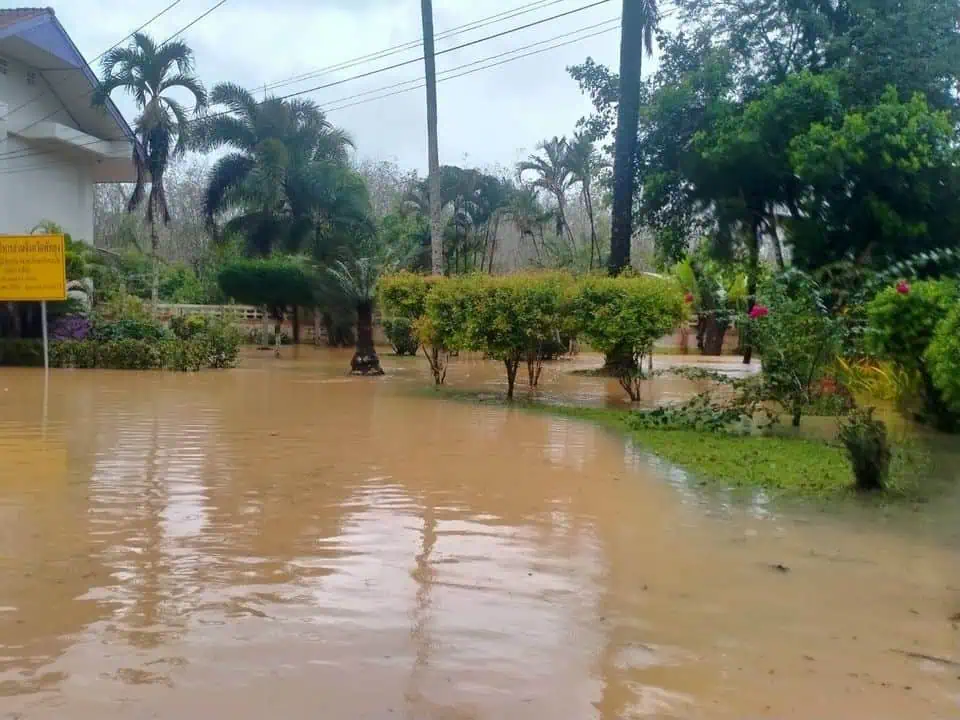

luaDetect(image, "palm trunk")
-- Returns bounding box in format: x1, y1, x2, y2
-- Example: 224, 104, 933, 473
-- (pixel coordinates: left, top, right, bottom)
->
150, 221, 160, 315
609, 1, 645, 275
584, 184, 598, 270
421, 0, 444, 276
292, 305, 301, 344
768, 212, 785, 271
313, 308, 321, 346
351, 300, 384, 376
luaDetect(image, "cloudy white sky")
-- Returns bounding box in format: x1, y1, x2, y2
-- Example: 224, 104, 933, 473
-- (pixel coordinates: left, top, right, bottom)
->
51, 0, 628, 173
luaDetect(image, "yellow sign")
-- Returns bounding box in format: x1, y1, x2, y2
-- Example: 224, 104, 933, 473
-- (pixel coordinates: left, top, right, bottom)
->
0, 234, 67, 301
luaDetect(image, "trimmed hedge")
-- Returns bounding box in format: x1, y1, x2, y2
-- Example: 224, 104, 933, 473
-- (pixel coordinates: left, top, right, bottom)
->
1, 336, 240, 371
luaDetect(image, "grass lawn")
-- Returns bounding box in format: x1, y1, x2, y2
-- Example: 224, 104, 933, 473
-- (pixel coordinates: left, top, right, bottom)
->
434, 390, 926, 500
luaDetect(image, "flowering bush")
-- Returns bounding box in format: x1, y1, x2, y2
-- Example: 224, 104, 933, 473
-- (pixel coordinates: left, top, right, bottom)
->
51, 314, 91, 341
866, 279, 958, 431
925, 304, 960, 417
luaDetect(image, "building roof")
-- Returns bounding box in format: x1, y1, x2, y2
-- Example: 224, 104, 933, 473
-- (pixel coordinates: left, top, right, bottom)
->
0, 7, 51, 31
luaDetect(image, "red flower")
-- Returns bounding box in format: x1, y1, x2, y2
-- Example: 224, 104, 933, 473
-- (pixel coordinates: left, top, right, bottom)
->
749, 304, 770, 319
684, 292, 695, 304
896, 280, 911, 295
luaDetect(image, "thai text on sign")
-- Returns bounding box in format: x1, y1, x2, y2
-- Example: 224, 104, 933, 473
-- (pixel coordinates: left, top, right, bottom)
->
0, 235, 67, 301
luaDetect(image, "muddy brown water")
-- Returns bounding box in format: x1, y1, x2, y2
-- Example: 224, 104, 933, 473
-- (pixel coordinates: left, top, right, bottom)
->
1, 349, 958, 719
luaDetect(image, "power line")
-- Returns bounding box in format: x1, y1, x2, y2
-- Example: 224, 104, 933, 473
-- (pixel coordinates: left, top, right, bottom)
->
0, 0, 229, 147
262, 0, 571, 94
324, 23, 620, 114
315, 18, 619, 113
269, 0, 612, 104
0, 3, 627, 172
0, 0, 610, 163
0, 0, 188, 121
162, 0, 228, 43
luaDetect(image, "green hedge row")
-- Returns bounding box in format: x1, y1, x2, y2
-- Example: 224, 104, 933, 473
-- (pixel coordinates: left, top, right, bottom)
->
379, 271, 685, 399
0, 336, 239, 372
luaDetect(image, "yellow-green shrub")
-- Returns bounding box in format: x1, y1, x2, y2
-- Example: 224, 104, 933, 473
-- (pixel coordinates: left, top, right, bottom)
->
571, 275, 686, 400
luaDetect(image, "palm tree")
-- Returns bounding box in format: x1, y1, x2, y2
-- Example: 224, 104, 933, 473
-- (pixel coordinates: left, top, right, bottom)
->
567, 133, 604, 269
93, 33, 207, 312
507, 186, 550, 262
420, 0, 444, 276
517, 137, 575, 248
327, 257, 385, 376
609, 0, 659, 275
193, 83, 359, 258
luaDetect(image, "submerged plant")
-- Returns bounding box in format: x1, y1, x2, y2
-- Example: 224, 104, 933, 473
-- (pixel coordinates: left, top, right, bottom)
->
838, 407, 892, 492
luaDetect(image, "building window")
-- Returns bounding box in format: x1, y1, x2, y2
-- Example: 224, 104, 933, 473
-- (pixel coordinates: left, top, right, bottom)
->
26, 70, 37, 85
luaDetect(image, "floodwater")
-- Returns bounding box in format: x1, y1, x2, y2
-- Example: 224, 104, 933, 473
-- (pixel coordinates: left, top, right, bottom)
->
0, 349, 958, 719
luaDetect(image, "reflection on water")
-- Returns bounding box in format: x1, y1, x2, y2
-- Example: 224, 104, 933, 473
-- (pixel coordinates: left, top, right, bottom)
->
0, 351, 957, 719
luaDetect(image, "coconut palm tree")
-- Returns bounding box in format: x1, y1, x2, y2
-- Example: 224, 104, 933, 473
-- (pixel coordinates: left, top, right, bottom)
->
609, 0, 659, 275
93, 33, 208, 313
193, 83, 360, 257
567, 133, 604, 269
517, 137, 575, 248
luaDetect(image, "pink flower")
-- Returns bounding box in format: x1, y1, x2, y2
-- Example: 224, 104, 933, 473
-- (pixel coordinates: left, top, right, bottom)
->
896, 280, 911, 295
749, 304, 770, 319
684, 292, 695, 304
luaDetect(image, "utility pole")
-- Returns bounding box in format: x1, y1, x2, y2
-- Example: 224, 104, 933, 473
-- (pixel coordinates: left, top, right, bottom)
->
421, 0, 443, 275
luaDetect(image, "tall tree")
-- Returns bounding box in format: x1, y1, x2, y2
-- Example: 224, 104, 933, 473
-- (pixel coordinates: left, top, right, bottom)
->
93, 33, 208, 312
567, 133, 603, 269
193, 83, 363, 258
609, 0, 658, 275
518, 137, 575, 248
421, 0, 444, 276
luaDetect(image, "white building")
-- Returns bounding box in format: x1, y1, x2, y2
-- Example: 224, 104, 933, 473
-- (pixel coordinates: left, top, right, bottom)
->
0, 7, 136, 242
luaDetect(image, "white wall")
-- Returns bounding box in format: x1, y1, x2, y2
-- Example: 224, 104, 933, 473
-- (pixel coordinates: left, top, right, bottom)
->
0, 52, 97, 241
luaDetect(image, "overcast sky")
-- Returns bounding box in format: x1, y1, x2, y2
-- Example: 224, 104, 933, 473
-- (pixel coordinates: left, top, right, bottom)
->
52, 0, 627, 173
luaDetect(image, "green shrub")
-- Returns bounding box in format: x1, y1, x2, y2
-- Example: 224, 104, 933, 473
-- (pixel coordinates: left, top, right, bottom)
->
838, 407, 892, 491
867, 279, 959, 430
0, 340, 45, 367
465, 273, 572, 397
203, 319, 242, 369
926, 304, 960, 413
750, 270, 845, 426
92, 317, 168, 342
51, 340, 97, 368
96, 339, 159, 369
169, 314, 209, 340
571, 275, 685, 400
418, 275, 472, 385
382, 318, 419, 356
158, 340, 207, 371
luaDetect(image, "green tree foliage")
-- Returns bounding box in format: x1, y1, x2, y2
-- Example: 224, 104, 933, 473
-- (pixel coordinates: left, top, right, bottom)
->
193, 83, 370, 259
568, 0, 960, 274
93, 33, 208, 311
788, 89, 960, 267
218, 257, 317, 310
866, 280, 959, 430
379, 272, 448, 378
571, 275, 685, 400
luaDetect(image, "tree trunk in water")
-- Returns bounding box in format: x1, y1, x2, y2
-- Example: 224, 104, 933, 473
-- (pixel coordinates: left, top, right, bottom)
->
505, 358, 520, 399
421, 0, 444, 276
792, 403, 803, 428
273, 310, 282, 358
699, 315, 729, 356
743, 215, 762, 364
351, 301, 384, 376
291, 306, 301, 344
150, 222, 160, 315
260, 309, 269, 348
609, 1, 645, 275
313, 308, 322, 346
